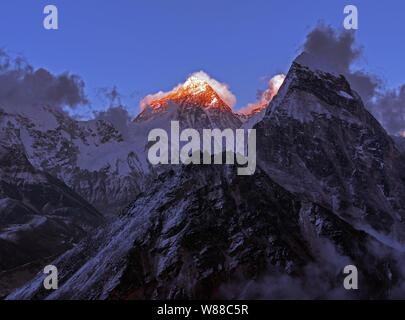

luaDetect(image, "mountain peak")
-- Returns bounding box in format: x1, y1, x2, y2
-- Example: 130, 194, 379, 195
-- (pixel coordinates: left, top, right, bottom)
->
264, 52, 362, 123
182, 76, 210, 91
293, 52, 342, 77
148, 76, 231, 112
134, 74, 242, 129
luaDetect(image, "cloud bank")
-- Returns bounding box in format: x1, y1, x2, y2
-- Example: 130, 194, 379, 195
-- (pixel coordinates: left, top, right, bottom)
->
0, 49, 87, 111
239, 74, 285, 115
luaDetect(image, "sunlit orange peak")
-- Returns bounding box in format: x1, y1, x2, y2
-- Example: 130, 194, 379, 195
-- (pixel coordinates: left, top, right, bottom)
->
148, 75, 231, 111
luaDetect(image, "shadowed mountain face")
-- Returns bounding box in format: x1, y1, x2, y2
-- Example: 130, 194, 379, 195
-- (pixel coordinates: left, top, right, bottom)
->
7, 53, 405, 300
5, 164, 400, 300
0, 106, 148, 214
0, 143, 104, 297
255, 53, 405, 246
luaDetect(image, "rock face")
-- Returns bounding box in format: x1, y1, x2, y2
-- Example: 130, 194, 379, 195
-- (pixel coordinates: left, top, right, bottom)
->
6, 163, 400, 300
0, 143, 103, 297
255, 52, 405, 246
7, 52, 405, 300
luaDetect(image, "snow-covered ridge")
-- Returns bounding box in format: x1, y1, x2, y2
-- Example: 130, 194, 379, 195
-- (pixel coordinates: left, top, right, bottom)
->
0, 105, 150, 213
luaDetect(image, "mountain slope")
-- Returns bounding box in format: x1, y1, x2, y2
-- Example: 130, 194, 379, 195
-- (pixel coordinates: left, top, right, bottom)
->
255, 52, 405, 246
8, 52, 405, 300
0, 106, 149, 213
0, 143, 103, 297
7, 163, 400, 300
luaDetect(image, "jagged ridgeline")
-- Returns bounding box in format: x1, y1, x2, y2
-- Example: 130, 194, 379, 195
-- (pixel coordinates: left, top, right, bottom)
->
4, 53, 405, 299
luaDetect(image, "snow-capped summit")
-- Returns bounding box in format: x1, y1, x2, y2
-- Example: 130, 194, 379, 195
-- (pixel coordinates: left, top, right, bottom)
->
143, 76, 232, 113
136, 76, 242, 129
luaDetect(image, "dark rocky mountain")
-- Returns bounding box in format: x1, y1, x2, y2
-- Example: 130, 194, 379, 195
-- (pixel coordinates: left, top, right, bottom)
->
255, 52, 405, 247
8, 52, 405, 300
0, 106, 148, 214
6, 163, 399, 299
0, 143, 103, 297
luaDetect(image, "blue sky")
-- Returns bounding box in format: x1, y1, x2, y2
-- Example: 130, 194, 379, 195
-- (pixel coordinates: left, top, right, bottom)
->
0, 0, 404, 117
